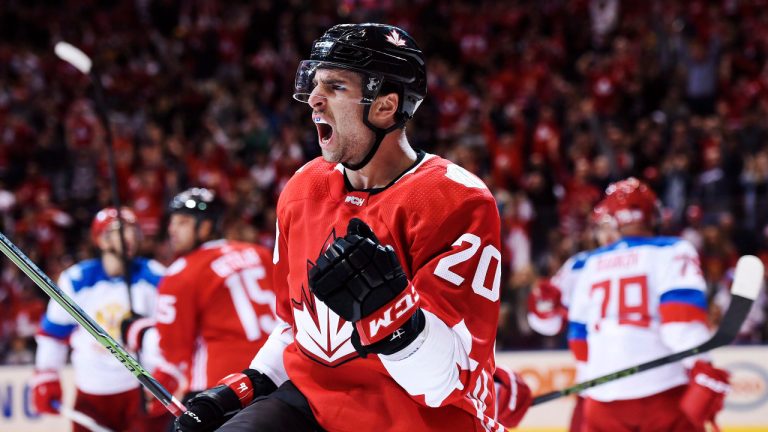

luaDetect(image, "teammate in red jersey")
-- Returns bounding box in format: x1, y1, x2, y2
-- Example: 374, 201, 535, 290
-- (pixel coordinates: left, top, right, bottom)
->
174, 23, 529, 432
125, 187, 276, 418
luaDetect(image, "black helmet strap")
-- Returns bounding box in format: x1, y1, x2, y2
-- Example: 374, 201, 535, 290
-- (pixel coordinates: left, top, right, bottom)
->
342, 103, 407, 171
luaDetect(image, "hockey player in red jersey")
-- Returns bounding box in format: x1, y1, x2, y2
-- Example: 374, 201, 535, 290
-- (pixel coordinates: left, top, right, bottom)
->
174, 23, 529, 432
567, 178, 730, 432
126, 187, 277, 417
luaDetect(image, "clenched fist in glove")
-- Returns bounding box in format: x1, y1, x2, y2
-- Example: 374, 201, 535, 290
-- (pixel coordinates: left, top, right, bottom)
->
309, 218, 424, 357
30, 370, 62, 414
526, 279, 568, 336
493, 366, 532, 428
120, 313, 155, 352
527, 279, 566, 321
680, 360, 730, 430
175, 368, 276, 432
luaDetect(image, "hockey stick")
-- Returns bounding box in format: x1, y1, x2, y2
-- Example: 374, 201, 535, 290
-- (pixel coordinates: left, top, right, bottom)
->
54, 41, 136, 313
532, 255, 765, 406
55, 40, 145, 411
51, 401, 115, 432
0, 231, 187, 416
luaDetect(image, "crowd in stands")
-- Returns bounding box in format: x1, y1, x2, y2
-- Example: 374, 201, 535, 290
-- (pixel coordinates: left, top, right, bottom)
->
1, 0, 767, 364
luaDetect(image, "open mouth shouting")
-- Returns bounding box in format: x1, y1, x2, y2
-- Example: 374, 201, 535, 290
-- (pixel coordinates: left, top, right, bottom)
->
313, 116, 334, 148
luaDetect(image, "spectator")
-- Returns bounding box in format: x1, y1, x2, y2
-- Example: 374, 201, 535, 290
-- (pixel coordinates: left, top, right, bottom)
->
0, 0, 767, 359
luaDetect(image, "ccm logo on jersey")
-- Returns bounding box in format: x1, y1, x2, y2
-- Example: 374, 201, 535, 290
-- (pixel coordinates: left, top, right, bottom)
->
344, 195, 365, 206
356, 284, 420, 345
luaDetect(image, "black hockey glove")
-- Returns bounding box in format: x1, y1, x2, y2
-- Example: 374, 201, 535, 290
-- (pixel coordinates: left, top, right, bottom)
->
120, 314, 154, 352
175, 369, 276, 432
309, 218, 424, 357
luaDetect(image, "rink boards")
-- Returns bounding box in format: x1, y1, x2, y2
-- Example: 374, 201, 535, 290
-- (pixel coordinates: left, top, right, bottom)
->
1, 346, 766, 431
498, 346, 768, 431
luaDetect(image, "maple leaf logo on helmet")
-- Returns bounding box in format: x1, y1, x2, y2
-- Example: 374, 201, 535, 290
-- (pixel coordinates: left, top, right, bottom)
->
385, 29, 407, 47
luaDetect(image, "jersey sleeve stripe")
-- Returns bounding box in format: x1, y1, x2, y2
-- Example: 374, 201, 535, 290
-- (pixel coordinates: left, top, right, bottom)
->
659, 303, 708, 324
659, 289, 708, 323
659, 288, 707, 309
39, 316, 76, 339
568, 339, 588, 362
567, 321, 587, 341
567, 321, 588, 362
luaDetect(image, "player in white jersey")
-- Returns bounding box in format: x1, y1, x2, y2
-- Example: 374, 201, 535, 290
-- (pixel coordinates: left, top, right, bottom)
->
526, 204, 620, 432
567, 178, 730, 432
31, 207, 166, 432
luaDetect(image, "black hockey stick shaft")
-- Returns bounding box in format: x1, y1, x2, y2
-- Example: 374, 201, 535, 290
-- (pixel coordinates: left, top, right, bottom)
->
89, 69, 135, 317
532, 297, 749, 405
533, 255, 763, 406
53, 42, 135, 314
0, 231, 187, 416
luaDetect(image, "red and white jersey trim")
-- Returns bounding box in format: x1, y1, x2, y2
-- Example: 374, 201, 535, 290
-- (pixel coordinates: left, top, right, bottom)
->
190, 337, 208, 391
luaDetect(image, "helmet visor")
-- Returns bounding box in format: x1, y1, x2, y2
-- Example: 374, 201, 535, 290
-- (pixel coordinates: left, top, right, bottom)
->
293, 60, 384, 105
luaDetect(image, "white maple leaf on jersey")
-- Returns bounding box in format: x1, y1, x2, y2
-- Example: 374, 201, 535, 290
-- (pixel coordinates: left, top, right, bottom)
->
290, 227, 358, 366
292, 285, 357, 365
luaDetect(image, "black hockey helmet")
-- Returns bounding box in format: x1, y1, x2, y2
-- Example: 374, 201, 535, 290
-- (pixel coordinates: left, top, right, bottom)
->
168, 187, 223, 233
293, 23, 427, 170
294, 23, 427, 120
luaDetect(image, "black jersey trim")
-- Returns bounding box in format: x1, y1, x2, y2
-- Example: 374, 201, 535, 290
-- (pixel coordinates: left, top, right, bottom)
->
343, 149, 426, 195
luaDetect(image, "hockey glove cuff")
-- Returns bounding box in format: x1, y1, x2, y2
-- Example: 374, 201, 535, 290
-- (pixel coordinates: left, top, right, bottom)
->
30, 370, 62, 415
351, 308, 426, 357
175, 369, 276, 432
680, 361, 730, 428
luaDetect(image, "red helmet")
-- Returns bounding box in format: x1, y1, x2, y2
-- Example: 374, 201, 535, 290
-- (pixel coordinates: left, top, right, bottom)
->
591, 202, 617, 228
90, 207, 138, 244
597, 177, 659, 228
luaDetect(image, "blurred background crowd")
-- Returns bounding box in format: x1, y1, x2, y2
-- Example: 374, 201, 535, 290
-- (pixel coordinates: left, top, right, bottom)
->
1, 0, 768, 365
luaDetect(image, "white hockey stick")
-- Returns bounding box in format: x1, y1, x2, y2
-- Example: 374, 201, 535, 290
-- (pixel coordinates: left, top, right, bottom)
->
51, 401, 114, 432
54, 42, 93, 74
0, 231, 187, 416
533, 255, 765, 405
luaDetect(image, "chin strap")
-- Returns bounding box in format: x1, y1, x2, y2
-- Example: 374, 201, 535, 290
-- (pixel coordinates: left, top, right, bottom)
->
191, 216, 219, 249
342, 105, 407, 171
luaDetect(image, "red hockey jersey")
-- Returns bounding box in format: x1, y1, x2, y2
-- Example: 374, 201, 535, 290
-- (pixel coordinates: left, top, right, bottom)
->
156, 240, 276, 391
267, 153, 503, 431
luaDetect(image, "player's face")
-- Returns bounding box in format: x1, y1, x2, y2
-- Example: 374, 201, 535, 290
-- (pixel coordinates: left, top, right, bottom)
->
100, 224, 140, 257
306, 68, 375, 165
167, 213, 198, 255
